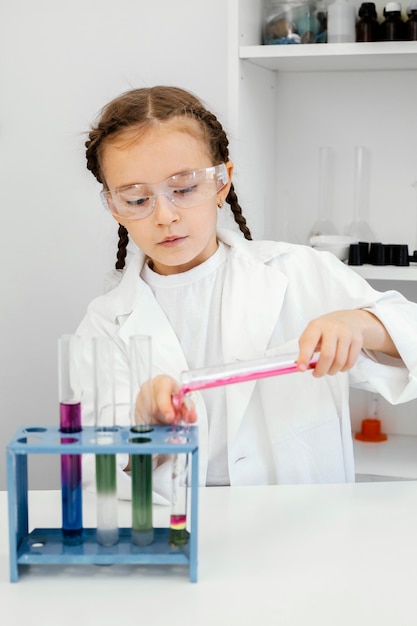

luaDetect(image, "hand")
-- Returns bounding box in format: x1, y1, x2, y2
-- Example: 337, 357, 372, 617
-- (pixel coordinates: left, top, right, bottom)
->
135, 375, 197, 426
296, 309, 398, 378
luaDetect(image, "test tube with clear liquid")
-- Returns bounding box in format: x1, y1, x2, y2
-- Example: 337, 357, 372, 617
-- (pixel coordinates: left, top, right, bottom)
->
93, 336, 118, 547
129, 335, 154, 546
58, 334, 83, 545
169, 443, 190, 547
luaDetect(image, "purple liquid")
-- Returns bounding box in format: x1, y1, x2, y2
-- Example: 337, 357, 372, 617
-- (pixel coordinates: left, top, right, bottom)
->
60, 402, 82, 542
60, 402, 81, 432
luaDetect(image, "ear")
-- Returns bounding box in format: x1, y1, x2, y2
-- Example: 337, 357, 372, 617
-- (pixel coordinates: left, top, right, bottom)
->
217, 161, 234, 205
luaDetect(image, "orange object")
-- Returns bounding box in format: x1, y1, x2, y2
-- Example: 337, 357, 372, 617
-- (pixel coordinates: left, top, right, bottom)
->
355, 418, 387, 442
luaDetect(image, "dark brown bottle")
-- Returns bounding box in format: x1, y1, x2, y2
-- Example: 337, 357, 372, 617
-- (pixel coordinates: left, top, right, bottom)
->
406, 1, 417, 39
356, 2, 381, 41
380, 2, 406, 40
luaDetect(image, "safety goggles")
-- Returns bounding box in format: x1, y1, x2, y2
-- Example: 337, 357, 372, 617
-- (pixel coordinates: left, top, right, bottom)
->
101, 163, 228, 221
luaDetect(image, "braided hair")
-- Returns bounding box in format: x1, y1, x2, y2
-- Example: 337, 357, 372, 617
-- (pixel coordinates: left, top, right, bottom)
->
85, 86, 252, 270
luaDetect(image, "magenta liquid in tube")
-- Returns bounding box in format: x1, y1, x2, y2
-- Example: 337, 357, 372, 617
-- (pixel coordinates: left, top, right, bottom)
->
58, 334, 83, 545
173, 353, 318, 406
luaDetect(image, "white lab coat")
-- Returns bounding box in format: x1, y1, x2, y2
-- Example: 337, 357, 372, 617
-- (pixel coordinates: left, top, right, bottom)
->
76, 228, 417, 502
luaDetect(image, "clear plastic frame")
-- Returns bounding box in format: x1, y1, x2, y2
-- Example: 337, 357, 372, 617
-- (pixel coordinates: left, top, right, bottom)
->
101, 163, 229, 221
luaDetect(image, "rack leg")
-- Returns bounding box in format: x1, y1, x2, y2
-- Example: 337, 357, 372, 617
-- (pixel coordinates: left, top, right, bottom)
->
7, 450, 28, 582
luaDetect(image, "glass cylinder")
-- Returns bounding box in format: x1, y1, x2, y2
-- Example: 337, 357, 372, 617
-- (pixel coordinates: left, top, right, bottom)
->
310, 146, 338, 238
58, 334, 83, 545
129, 335, 154, 546
169, 450, 190, 546
93, 336, 118, 547
345, 145, 377, 241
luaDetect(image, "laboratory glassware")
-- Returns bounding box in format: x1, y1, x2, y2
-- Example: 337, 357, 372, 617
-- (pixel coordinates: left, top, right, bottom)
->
169, 445, 190, 546
173, 353, 318, 406
344, 146, 376, 241
309, 147, 339, 238
93, 336, 118, 546
58, 334, 83, 545
129, 335, 154, 546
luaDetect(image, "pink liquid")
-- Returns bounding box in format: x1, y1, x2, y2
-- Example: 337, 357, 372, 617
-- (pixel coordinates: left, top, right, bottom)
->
173, 357, 318, 406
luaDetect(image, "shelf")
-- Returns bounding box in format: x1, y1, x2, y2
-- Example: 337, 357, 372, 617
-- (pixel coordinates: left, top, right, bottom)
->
240, 41, 417, 72
353, 434, 417, 480
349, 263, 417, 282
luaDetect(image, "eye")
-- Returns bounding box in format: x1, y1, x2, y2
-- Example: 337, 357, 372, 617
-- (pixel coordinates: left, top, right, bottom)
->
173, 184, 198, 196
126, 196, 149, 206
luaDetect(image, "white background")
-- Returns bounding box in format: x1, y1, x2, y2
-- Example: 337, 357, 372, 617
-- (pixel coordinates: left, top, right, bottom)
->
0, 0, 228, 489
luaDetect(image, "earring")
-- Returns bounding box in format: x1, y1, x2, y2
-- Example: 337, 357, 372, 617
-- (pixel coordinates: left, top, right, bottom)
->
217, 200, 223, 209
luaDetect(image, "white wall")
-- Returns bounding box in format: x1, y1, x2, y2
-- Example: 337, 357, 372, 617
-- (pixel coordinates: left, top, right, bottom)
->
0, 0, 228, 489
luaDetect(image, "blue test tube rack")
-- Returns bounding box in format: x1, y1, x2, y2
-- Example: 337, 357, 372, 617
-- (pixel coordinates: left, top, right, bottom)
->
6, 424, 199, 582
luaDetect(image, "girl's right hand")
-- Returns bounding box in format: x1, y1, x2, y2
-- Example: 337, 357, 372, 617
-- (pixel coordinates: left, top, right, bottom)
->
135, 375, 197, 426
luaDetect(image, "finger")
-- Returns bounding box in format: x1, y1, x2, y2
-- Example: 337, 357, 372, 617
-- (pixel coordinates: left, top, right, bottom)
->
297, 323, 322, 372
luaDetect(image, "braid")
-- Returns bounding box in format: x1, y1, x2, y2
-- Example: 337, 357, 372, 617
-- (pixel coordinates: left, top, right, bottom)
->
116, 224, 129, 270
226, 183, 252, 240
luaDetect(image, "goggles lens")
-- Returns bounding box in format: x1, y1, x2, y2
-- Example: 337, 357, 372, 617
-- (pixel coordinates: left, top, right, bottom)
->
101, 163, 228, 221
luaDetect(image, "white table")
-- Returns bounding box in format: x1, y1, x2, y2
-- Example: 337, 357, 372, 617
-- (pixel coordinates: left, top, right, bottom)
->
2, 483, 417, 626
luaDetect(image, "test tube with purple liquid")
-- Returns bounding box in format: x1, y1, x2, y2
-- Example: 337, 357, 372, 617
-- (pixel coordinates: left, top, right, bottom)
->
58, 335, 83, 545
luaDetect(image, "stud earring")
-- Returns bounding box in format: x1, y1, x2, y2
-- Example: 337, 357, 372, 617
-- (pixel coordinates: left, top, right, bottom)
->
217, 200, 223, 209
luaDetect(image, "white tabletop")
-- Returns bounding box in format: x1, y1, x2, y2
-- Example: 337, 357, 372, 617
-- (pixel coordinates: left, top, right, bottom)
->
2, 483, 417, 626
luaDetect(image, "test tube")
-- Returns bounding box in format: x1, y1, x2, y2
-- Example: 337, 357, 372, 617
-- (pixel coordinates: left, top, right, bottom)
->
58, 334, 83, 545
169, 450, 190, 546
93, 336, 118, 547
173, 353, 319, 406
129, 335, 153, 546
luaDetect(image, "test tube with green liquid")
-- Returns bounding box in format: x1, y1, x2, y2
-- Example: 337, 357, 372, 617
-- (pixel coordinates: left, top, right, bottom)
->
93, 336, 118, 547
129, 335, 154, 546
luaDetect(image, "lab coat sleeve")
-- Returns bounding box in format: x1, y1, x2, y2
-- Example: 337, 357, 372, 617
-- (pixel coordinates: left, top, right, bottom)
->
349, 289, 417, 404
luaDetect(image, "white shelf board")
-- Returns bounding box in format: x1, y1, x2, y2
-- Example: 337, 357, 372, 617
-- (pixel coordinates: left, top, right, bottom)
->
353, 434, 417, 480
350, 263, 417, 282
240, 41, 417, 72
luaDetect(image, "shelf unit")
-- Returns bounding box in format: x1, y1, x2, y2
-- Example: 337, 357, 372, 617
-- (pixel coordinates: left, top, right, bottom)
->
6, 425, 199, 582
228, 0, 417, 466
228, 1, 417, 280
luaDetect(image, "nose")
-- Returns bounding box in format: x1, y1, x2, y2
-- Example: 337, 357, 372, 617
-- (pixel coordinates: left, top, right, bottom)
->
153, 193, 180, 225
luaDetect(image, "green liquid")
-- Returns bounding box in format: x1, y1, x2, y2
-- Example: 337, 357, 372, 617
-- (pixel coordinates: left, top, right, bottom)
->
95, 454, 116, 494
131, 454, 153, 545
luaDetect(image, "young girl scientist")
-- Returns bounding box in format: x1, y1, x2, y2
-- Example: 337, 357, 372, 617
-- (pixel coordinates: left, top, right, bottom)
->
77, 86, 417, 503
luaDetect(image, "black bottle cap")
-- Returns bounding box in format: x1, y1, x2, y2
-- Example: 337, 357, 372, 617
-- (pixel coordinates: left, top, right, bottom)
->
359, 2, 378, 17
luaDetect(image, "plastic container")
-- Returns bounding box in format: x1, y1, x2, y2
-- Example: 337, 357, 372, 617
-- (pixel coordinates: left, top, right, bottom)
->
406, 1, 417, 38
380, 1, 406, 40
263, 0, 328, 44
356, 2, 381, 41
327, 0, 356, 43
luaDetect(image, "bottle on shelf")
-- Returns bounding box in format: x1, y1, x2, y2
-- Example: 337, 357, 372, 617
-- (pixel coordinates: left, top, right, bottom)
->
380, 2, 406, 40
406, 1, 417, 39
327, 0, 356, 43
356, 2, 381, 41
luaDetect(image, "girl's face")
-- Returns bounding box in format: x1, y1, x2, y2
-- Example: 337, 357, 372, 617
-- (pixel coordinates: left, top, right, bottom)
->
101, 120, 233, 275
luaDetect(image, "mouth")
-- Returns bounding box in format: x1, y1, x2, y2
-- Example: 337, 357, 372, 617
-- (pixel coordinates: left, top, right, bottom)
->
158, 235, 187, 247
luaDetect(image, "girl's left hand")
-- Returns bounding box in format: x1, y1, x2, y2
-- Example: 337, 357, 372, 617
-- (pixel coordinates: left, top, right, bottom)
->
296, 309, 399, 377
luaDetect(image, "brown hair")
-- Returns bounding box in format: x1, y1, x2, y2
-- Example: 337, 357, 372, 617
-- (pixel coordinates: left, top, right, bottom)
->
85, 86, 252, 270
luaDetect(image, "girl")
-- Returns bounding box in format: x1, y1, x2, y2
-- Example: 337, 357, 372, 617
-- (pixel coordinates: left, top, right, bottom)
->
78, 85, 417, 501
